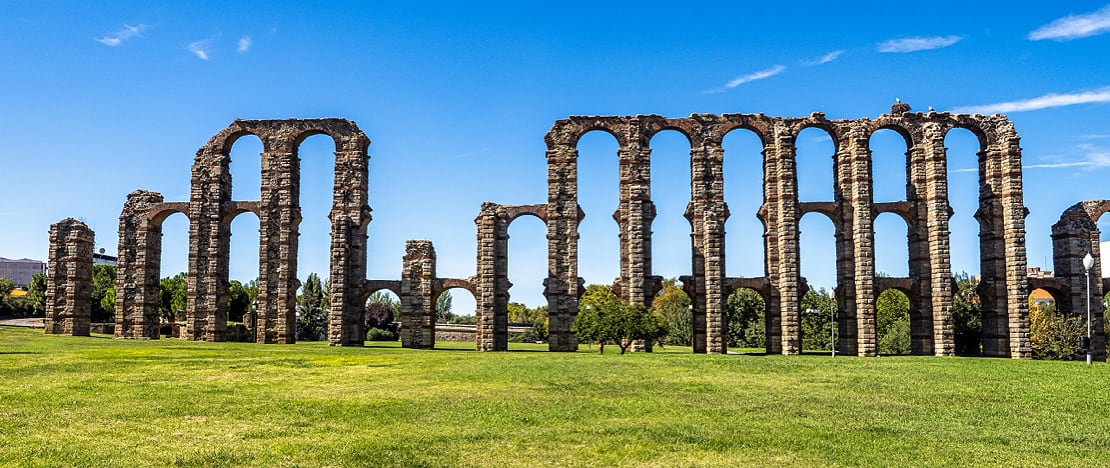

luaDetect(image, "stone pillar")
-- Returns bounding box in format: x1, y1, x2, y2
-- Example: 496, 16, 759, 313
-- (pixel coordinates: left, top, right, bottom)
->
400, 240, 436, 349
186, 146, 232, 342
256, 144, 300, 344
848, 121, 877, 357
768, 122, 802, 354
996, 121, 1031, 358
45, 218, 94, 336
833, 124, 858, 356
616, 126, 656, 306
921, 123, 955, 355
326, 137, 371, 346
475, 202, 509, 351
115, 191, 164, 339
545, 136, 581, 352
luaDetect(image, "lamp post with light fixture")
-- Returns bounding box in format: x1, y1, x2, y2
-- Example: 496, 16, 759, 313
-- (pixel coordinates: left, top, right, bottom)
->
1083, 252, 1094, 366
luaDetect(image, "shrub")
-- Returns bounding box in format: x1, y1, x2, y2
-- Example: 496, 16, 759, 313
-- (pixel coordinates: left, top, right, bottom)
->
366, 327, 399, 341
1030, 302, 1083, 360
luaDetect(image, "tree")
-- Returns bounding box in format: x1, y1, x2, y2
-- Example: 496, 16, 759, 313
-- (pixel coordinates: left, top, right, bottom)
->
800, 287, 836, 352
159, 273, 187, 324
507, 301, 548, 343
952, 272, 982, 356
573, 284, 622, 346
228, 280, 251, 323
727, 288, 766, 349
0, 278, 13, 296
435, 291, 454, 323
1029, 298, 1083, 360
572, 285, 668, 354
90, 264, 116, 323
296, 273, 328, 341
27, 273, 47, 314
876, 288, 911, 355
652, 279, 692, 346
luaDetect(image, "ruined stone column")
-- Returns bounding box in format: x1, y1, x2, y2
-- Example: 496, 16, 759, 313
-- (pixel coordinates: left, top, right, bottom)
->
545, 133, 581, 352
45, 218, 94, 336
921, 123, 955, 355
326, 137, 372, 346
616, 124, 656, 306
848, 121, 877, 357
186, 146, 232, 342
768, 122, 801, 355
995, 120, 1031, 358
256, 143, 300, 344
400, 240, 436, 349
832, 124, 858, 355
685, 129, 728, 354
475, 202, 510, 351
115, 191, 165, 339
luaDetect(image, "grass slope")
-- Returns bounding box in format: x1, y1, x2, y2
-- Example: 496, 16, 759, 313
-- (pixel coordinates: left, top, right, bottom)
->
1, 326, 1108, 467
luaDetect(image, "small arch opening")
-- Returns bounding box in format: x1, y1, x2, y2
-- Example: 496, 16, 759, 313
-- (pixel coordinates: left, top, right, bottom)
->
870, 128, 910, 203
876, 288, 911, 355
434, 288, 479, 350
723, 128, 766, 278
576, 130, 621, 289
874, 212, 909, 277
648, 130, 693, 281
228, 134, 263, 202
795, 127, 836, 202
726, 287, 768, 352
364, 289, 401, 343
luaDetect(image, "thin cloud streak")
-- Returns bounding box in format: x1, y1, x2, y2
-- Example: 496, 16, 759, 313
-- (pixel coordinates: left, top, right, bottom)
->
701, 65, 786, 95
1029, 5, 1110, 41
237, 36, 252, 53
1024, 144, 1110, 170
877, 35, 962, 53
97, 23, 147, 46
951, 88, 1110, 114
188, 40, 211, 60
805, 50, 844, 66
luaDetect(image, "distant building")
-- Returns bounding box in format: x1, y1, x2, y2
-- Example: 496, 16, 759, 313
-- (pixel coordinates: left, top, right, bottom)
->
0, 257, 47, 288
93, 252, 118, 266
1027, 267, 1054, 279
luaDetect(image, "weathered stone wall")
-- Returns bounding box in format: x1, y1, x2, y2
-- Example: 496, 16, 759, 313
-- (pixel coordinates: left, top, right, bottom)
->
45, 218, 94, 336
400, 240, 436, 349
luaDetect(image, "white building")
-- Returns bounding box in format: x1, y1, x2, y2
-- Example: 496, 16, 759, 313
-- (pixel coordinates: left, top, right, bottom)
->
0, 257, 46, 288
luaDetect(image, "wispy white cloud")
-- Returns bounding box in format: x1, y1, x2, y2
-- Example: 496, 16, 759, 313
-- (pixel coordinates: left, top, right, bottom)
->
877, 35, 962, 53
1029, 5, 1110, 41
727, 65, 785, 87
804, 50, 844, 66
237, 36, 252, 53
950, 87, 1110, 114
188, 40, 211, 60
1025, 144, 1110, 170
97, 23, 147, 47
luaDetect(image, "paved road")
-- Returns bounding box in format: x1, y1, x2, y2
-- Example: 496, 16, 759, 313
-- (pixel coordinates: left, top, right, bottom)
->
0, 318, 44, 328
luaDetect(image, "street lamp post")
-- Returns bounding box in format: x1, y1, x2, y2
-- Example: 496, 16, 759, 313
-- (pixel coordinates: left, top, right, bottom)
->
1083, 252, 1095, 366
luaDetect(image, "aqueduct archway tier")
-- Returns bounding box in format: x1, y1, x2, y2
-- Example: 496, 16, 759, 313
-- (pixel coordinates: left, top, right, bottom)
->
109, 105, 1035, 358
540, 103, 1029, 356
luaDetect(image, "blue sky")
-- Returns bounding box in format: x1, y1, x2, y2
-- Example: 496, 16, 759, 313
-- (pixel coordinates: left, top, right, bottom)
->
4, 2, 1110, 312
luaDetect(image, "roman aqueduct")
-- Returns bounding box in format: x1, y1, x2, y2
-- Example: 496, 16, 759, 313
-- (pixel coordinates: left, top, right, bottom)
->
43, 102, 1107, 359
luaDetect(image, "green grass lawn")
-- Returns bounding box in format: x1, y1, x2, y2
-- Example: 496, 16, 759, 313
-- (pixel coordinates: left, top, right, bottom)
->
1, 326, 1108, 467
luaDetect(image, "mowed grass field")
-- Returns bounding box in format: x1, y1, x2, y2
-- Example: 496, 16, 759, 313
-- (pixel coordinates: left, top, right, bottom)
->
1, 326, 1108, 467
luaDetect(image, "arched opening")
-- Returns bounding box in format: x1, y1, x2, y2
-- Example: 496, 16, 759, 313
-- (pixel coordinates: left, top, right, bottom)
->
648, 129, 693, 282
726, 287, 767, 353
876, 288, 911, 355
945, 128, 984, 356
869, 128, 910, 203
1028, 287, 1077, 360
158, 212, 189, 338
507, 215, 546, 307
296, 134, 336, 296
364, 289, 401, 344
1096, 212, 1110, 279
227, 211, 260, 339
722, 128, 765, 278
576, 130, 621, 289
945, 128, 982, 278
795, 127, 836, 202
228, 134, 263, 203
799, 212, 837, 353
653, 278, 692, 348
874, 212, 909, 278
434, 287, 479, 349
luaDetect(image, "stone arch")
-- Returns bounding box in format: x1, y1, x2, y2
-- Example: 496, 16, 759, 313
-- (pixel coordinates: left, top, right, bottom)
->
1051, 200, 1109, 361
361, 280, 402, 302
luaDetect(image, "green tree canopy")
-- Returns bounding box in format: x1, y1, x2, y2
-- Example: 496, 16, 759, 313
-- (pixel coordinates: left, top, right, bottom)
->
653, 279, 692, 346
27, 273, 47, 314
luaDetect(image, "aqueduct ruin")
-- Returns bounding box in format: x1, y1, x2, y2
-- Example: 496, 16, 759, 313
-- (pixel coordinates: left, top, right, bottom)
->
42, 103, 1107, 359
